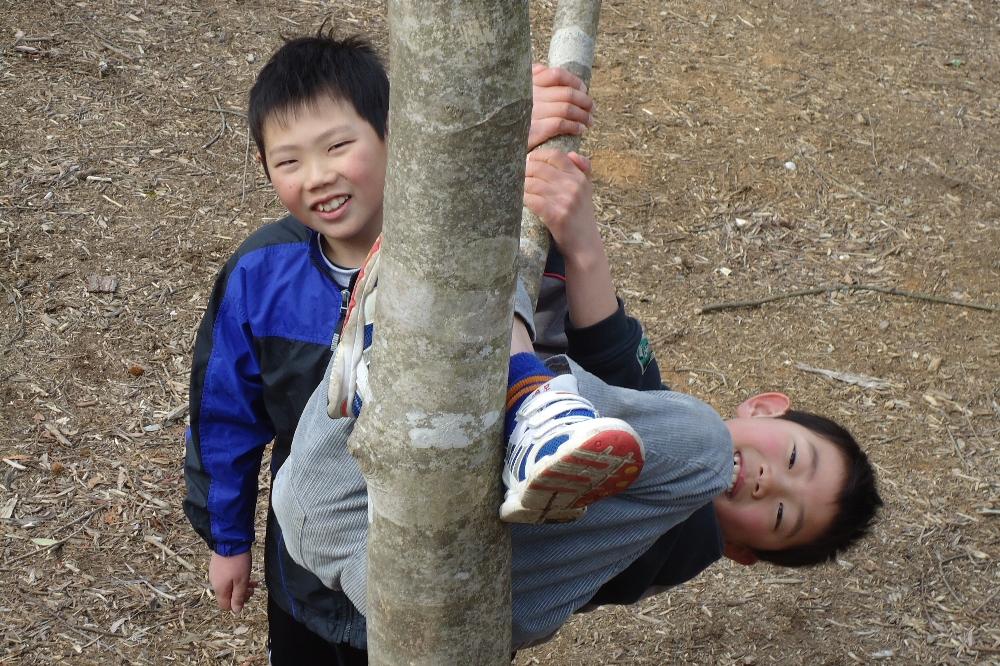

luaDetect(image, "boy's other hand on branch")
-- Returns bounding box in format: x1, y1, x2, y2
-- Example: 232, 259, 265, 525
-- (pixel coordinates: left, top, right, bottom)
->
209, 551, 257, 615
528, 64, 594, 151
524, 148, 602, 263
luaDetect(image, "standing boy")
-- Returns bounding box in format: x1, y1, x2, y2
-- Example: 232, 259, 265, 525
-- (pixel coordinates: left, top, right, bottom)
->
183, 33, 596, 663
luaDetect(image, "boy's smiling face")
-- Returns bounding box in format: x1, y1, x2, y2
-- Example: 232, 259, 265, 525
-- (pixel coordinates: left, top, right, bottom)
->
714, 394, 847, 565
262, 95, 387, 268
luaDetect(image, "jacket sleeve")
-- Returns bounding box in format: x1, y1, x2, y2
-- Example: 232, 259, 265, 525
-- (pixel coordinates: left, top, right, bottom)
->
564, 299, 663, 391
184, 261, 274, 556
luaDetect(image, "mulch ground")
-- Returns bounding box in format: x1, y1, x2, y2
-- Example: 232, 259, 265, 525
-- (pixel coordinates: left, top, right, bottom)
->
2, 1, 998, 664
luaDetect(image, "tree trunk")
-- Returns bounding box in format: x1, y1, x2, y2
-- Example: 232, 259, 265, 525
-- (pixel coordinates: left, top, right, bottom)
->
349, 2, 531, 664
518, 0, 603, 302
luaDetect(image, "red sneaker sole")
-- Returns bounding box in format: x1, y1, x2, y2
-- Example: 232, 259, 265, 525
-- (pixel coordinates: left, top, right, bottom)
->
525, 429, 644, 508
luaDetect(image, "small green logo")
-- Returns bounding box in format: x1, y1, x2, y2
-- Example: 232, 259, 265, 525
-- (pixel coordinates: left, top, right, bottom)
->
636, 334, 654, 373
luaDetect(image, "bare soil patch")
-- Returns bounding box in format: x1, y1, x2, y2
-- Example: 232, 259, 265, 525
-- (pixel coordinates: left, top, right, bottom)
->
2, 1, 998, 664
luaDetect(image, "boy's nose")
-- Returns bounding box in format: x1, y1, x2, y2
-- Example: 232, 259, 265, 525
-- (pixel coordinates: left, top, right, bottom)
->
305, 160, 336, 190
752, 465, 770, 498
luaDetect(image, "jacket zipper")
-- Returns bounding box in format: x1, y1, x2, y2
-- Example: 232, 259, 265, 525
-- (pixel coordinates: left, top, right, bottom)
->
331, 288, 351, 350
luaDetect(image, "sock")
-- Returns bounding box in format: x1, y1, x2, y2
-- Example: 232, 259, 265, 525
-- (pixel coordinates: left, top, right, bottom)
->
504, 352, 556, 441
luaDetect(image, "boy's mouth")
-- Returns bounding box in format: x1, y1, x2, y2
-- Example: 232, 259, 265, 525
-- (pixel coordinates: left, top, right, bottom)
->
314, 195, 351, 213
727, 451, 743, 497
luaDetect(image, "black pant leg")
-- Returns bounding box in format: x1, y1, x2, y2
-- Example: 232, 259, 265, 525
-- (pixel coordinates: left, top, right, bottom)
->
267, 594, 368, 665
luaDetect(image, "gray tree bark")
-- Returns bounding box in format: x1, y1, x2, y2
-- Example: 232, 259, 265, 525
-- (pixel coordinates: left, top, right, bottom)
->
349, 2, 532, 664
518, 0, 603, 302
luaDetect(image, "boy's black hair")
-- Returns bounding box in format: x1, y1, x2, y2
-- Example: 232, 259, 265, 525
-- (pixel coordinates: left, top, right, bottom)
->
754, 410, 882, 567
248, 31, 389, 179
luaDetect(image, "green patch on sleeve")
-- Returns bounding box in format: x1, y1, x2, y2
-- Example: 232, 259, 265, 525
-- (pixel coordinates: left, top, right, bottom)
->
636, 334, 654, 373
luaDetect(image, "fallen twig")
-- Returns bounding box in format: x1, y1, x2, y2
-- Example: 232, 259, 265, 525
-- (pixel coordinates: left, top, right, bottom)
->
794, 363, 895, 390
674, 367, 729, 387
143, 535, 196, 571
201, 96, 228, 150
699, 284, 999, 314
176, 103, 247, 118
241, 130, 252, 205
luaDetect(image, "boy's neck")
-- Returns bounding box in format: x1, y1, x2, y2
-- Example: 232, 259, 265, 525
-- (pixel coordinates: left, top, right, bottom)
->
320, 233, 377, 269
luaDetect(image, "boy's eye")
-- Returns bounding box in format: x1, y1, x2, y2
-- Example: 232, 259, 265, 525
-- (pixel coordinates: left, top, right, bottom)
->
775, 502, 784, 530
330, 141, 352, 151
788, 444, 797, 469
275, 159, 296, 168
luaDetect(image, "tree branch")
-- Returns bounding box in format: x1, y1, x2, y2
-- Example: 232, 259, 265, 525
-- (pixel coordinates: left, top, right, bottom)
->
518, 0, 602, 304
699, 284, 999, 314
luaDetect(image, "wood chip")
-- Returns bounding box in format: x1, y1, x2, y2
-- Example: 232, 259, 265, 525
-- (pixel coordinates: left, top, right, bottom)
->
0, 496, 17, 520
85, 275, 119, 293
42, 422, 72, 446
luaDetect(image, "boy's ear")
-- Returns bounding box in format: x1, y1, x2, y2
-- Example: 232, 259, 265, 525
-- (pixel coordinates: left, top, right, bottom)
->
734, 392, 791, 419
723, 542, 758, 566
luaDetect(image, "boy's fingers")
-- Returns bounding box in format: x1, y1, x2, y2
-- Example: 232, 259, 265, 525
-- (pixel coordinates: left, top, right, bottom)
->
523, 191, 543, 209
523, 192, 558, 226
532, 65, 587, 93
533, 99, 593, 126
231, 577, 248, 615
524, 169, 559, 194
214, 581, 233, 610
528, 119, 586, 149
566, 151, 592, 175
529, 148, 579, 173
525, 154, 567, 183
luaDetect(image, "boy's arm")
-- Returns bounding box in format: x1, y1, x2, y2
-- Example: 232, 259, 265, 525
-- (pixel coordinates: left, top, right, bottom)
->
184, 262, 274, 603
524, 150, 614, 327
563, 301, 663, 391
524, 149, 662, 390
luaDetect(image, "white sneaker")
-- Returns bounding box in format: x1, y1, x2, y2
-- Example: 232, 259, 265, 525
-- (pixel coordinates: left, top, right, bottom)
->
328, 236, 380, 418
500, 374, 645, 524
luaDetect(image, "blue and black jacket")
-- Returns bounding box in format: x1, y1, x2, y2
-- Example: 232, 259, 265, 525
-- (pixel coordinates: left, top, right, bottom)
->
184, 215, 363, 635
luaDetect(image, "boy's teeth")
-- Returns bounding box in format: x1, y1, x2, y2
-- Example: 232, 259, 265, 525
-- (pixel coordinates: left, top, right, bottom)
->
317, 195, 349, 212
729, 452, 740, 493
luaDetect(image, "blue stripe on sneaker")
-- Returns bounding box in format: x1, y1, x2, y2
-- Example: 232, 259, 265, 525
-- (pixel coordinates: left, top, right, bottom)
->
556, 408, 595, 420
363, 323, 373, 349
352, 393, 363, 417
518, 446, 531, 480
535, 434, 569, 465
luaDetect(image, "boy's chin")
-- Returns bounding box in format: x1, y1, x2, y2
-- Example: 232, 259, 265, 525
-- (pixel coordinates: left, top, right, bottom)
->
722, 542, 758, 566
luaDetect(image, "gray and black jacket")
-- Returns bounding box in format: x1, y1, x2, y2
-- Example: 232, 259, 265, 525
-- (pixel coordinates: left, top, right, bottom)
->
275, 355, 733, 648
